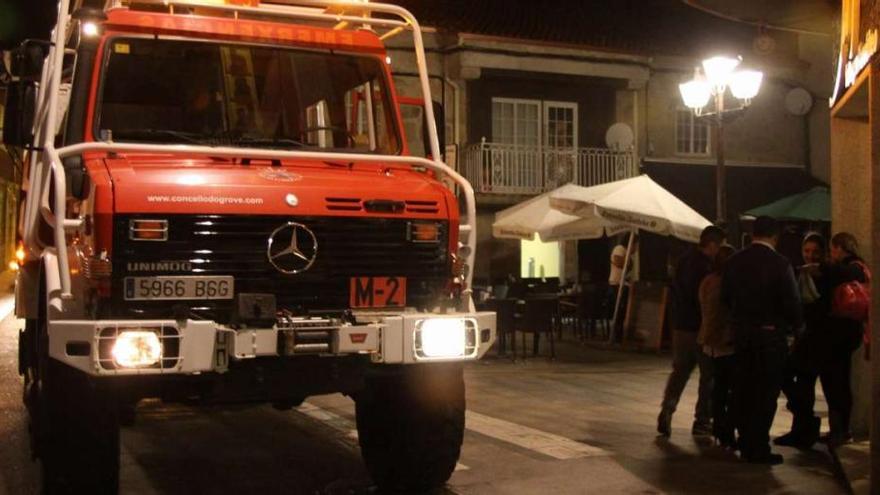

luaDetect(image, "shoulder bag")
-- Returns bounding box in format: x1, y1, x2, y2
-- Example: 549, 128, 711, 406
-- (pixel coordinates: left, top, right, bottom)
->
831, 261, 871, 322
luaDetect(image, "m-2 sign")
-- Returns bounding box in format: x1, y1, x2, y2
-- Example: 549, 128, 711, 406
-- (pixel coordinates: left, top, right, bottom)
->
350, 277, 407, 308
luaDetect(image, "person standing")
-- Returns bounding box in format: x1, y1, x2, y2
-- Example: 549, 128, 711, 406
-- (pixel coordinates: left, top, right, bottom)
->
820, 232, 869, 445
607, 234, 638, 337
775, 232, 827, 450
657, 225, 726, 437
697, 244, 737, 447
722, 216, 803, 465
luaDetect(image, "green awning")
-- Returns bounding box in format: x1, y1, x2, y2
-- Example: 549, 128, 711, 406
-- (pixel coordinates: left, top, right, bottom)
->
744, 186, 830, 222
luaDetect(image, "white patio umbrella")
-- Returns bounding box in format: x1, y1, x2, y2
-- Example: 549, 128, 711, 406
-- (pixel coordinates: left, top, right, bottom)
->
492, 175, 712, 342
548, 175, 712, 340
548, 175, 711, 243
492, 184, 605, 241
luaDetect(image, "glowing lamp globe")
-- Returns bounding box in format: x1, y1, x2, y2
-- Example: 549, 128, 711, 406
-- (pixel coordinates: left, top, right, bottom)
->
702, 56, 741, 89
729, 70, 764, 101
679, 79, 712, 110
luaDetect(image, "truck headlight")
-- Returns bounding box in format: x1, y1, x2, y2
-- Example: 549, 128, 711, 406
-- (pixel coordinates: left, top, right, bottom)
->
111, 330, 162, 368
415, 318, 477, 359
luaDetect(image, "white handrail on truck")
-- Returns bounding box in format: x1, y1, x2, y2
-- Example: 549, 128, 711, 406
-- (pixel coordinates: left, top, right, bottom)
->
26, 0, 477, 311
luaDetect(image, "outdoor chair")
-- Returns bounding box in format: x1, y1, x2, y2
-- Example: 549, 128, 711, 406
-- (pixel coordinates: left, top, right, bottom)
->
595, 286, 615, 340
515, 296, 558, 360
557, 296, 578, 339
485, 298, 518, 358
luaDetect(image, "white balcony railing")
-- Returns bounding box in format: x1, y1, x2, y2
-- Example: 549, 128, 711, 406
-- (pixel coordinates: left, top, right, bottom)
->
458, 142, 638, 195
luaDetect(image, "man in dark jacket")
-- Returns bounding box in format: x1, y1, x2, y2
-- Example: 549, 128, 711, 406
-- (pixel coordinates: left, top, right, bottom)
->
657, 225, 726, 437
722, 216, 803, 465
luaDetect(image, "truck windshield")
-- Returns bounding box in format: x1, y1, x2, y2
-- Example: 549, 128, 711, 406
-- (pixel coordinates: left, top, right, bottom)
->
96, 38, 400, 154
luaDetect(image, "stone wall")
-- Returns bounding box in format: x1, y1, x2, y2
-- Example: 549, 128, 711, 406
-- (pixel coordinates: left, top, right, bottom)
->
830, 77, 872, 437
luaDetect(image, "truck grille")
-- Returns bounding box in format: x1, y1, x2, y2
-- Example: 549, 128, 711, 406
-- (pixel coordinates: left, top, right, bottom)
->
109, 215, 451, 323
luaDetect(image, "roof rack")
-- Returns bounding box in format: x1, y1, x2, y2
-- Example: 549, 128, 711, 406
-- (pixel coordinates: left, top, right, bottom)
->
99, 0, 413, 39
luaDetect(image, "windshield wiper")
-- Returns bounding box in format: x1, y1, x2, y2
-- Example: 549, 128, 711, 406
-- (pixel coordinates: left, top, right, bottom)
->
227, 136, 307, 149
107, 128, 216, 146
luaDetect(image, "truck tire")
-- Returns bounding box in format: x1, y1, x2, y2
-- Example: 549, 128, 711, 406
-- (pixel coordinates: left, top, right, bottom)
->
41, 360, 120, 494
355, 363, 465, 494
30, 310, 120, 494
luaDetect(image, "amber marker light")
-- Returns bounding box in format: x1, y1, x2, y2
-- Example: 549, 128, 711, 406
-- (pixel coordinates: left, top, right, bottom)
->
409, 222, 440, 243
130, 219, 168, 241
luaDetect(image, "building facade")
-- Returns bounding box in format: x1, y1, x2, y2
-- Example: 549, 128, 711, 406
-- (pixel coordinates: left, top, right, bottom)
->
829, 0, 880, 449
388, 0, 832, 286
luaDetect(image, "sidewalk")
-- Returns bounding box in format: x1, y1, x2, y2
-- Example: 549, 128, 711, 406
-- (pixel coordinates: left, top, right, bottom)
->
459, 338, 848, 494
831, 440, 870, 494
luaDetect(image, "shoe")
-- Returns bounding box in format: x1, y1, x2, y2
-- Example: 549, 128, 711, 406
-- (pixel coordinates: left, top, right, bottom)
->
657, 410, 672, 437
773, 431, 799, 447
692, 421, 713, 436
744, 452, 784, 465
774, 417, 820, 450
821, 431, 853, 448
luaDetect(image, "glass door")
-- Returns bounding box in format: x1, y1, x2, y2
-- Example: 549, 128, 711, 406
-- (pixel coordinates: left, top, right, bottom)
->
491, 98, 542, 191
543, 101, 578, 187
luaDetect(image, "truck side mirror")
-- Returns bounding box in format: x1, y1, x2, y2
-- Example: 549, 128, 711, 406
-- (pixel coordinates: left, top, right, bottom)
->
423, 101, 446, 159
2, 80, 37, 148
11, 41, 49, 81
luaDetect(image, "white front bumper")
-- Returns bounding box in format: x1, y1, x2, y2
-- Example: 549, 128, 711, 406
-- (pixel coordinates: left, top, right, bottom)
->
48, 311, 496, 376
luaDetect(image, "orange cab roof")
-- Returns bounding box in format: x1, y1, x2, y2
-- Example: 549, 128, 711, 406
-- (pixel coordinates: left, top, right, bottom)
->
104, 8, 387, 53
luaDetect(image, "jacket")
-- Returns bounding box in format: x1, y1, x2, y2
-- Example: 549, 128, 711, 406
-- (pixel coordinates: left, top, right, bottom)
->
720, 242, 803, 331
671, 248, 712, 332
697, 273, 734, 356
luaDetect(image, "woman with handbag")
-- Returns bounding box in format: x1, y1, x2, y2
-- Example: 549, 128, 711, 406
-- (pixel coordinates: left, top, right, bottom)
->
820, 232, 870, 446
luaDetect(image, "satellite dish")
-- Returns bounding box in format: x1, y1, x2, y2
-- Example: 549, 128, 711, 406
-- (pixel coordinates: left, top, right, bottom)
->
605, 123, 634, 150
785, 87, 813, 116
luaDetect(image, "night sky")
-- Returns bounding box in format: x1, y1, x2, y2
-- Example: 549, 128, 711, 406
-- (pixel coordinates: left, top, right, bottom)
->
0, 0, 57, 50
0, 0, 836, 53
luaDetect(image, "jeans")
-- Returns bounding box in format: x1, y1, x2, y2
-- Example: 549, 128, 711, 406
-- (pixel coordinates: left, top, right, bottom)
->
660, 330, 713, 425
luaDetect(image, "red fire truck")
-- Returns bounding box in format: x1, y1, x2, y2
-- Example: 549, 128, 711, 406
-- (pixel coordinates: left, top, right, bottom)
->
2, 0, 494, 492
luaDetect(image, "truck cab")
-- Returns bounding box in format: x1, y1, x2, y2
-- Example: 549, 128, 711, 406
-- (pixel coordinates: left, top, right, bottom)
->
2, 1, 494, 492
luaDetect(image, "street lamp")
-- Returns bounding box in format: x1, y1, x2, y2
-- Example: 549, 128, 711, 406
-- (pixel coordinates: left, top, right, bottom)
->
679, 56, 763, 224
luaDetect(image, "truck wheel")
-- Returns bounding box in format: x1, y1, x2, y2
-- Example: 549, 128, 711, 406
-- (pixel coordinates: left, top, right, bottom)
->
31, 312, 120, 494
355, 363, 465, 494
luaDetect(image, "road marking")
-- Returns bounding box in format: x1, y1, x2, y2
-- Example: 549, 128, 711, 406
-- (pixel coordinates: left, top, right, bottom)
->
0, 295, 15, 322
465, 410, 609, 460
297, 402, 469, 471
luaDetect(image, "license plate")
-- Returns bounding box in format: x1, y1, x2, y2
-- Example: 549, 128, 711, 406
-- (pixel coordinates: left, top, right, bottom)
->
349, 277, 406, 308
124, 276, 234, 301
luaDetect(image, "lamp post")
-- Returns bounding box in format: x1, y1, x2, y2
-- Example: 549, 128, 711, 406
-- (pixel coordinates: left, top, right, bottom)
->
679, 56, 763, 224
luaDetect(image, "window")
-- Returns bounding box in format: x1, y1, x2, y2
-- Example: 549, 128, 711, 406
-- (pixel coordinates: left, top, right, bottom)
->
492, 98, 541, 147
491, 98, 578, 150
98, 38, 400, 153
544, 102, 577, 149
675, 109, 710, 155
399, 103, 426, 157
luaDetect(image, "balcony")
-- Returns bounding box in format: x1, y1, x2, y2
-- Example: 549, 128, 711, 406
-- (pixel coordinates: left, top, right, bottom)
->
458, 142, 638, 195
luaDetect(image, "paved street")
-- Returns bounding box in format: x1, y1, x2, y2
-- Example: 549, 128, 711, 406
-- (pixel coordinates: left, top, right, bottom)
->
0, 295, 846, 494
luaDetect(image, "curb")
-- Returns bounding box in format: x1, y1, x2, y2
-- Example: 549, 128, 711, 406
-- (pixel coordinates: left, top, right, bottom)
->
828, 440, 870, 495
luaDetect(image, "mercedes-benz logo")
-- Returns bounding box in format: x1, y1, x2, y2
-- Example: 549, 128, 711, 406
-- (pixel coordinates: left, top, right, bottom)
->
267, 222, 318, 274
